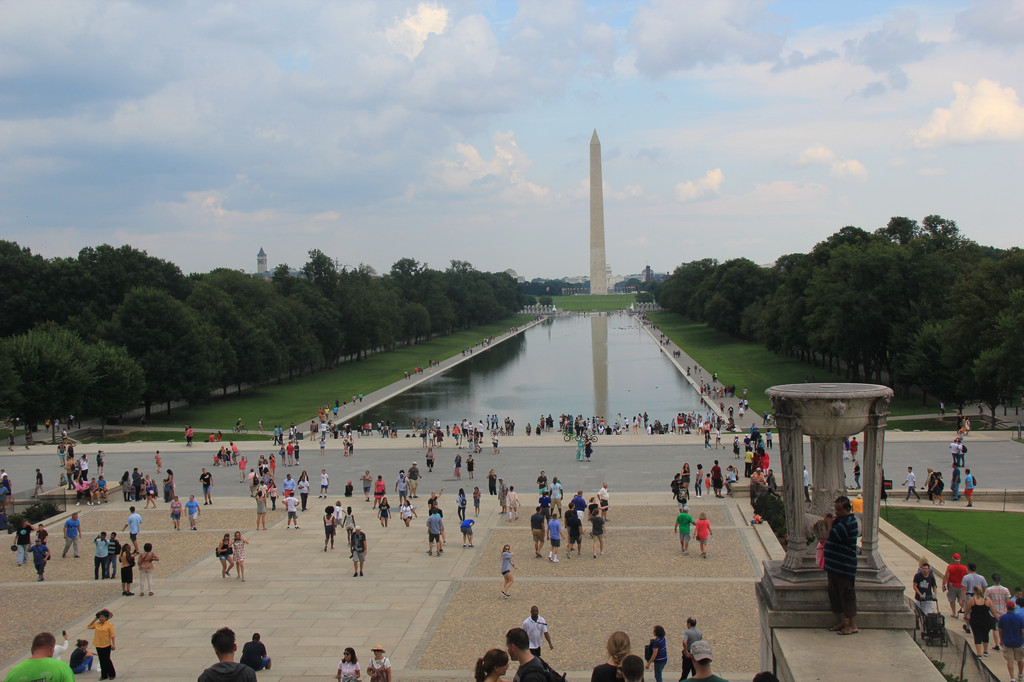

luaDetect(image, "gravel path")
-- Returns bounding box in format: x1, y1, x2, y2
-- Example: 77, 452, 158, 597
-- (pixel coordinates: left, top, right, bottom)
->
471, 527, 752, 578
416, 581, 759, 673
0, 585, 114, 664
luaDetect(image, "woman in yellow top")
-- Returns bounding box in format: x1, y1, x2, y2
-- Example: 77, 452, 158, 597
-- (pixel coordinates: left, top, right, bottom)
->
87, 609, 116, 680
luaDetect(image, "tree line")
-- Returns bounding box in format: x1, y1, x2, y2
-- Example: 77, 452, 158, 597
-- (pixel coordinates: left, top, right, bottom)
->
654, 216, 1024, 422
0, 243, 527, 425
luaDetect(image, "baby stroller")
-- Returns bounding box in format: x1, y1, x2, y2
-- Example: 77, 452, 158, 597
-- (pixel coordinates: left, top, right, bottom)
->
921, 609, 949, 646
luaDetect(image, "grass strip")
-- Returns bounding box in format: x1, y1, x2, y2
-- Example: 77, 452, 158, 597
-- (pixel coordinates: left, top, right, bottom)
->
888, 418, 962, 432
78, 430, 271, 444
143, 315, 533, 430
648, 313, 936, 417
550, 294, 638, 311
883, 507, 1024, 592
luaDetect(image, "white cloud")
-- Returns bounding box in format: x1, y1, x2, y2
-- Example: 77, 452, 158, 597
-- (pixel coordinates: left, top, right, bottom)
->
432, 130, 549, 200
628, 0, 783, 76
830, 159, 868, 180
843, 11, 933, 73
913, 79, 1024, 147
674, 169, 724, 201
796, 145, 868, 180
797, 144, 836, 165
608, 184, 645, 201
771, 48, 839, 73
386, 3, 449, 60
746, 180, 831, 205
842, 11, 934, 97
955, 0, 1024, 46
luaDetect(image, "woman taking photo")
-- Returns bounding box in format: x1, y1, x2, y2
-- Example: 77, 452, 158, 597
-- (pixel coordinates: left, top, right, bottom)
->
217, 533, 235, 578
255, 487, 268, 530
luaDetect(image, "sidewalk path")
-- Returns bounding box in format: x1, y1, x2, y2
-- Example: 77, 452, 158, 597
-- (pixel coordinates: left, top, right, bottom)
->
0, 492, 770, 681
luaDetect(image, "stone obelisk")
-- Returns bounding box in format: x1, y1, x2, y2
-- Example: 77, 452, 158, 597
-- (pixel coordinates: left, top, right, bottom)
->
590, 130, 607, 295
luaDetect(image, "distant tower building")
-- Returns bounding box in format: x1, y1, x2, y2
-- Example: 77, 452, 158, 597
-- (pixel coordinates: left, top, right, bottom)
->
590, 130, 608, 295
642, 265, 653, 283
257, 247, 268, 274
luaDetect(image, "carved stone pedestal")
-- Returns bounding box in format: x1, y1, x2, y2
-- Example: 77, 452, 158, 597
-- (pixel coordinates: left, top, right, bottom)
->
755, 384, 914, 669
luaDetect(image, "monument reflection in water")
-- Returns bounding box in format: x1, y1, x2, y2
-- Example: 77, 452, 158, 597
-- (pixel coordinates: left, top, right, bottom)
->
360, 313, 702, 427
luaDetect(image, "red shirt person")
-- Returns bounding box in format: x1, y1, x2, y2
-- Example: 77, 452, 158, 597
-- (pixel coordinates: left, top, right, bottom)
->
943, 553, 969, 617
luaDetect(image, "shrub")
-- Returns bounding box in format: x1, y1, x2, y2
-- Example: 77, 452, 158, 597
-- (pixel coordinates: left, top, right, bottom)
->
20, 502, 61, 523
753, 488, 787, 540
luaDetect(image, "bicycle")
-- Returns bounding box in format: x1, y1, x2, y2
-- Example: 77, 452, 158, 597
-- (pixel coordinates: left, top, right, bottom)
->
233, 423, 248, 434
563, 433, 598, 444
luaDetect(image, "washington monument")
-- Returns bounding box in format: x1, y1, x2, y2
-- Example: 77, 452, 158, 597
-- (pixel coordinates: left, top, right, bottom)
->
590, 129, 607, 295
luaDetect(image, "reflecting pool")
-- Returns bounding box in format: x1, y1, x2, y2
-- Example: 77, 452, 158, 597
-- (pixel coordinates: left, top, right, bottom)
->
360, 313, 703, 427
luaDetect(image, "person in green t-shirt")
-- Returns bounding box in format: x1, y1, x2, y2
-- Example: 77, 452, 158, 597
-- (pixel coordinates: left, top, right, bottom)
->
674, 506, 696, 555
4, 632, 74, 682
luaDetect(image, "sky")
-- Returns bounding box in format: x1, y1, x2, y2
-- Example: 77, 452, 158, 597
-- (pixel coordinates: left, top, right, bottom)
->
1, 0, 1022, 280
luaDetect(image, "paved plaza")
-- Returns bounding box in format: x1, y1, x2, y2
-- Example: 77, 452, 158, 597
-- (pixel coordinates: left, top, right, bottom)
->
0, 461, 766, 681
5, 433, 1023, 680
2, 317, 1022, 680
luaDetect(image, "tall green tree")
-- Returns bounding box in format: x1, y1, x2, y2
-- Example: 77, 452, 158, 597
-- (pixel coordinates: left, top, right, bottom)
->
108, 288, 221, 416
3, 325, 95, 432
84, 341, 146, 436
0, 242, 50, 337
0, 354, 20, 419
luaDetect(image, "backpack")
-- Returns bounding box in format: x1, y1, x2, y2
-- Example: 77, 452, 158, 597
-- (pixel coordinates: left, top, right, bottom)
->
521, 658, 567, 682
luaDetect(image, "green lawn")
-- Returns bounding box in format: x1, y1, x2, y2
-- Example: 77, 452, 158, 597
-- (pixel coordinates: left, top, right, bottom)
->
883, 508, 1024, 591
78, 430, 273, 444
144, 315, 532, 430
888, 417, 962, 432
550, 294, 639, 311
648, 313, 934, 417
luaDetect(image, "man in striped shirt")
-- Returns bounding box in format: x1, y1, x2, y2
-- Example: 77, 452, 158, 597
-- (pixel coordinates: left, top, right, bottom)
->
824, 495, 859, 636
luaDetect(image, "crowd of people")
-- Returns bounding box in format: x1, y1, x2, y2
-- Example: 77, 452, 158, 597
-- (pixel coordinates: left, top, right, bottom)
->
913, 554, 1024, 679
896, 435, 979, 508
464, 617, 779, 682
